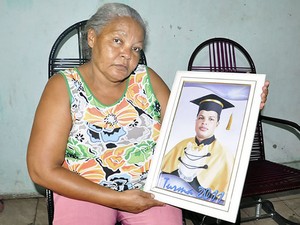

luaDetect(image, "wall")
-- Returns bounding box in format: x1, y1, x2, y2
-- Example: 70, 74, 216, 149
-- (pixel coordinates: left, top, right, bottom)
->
0, 0, 299, 197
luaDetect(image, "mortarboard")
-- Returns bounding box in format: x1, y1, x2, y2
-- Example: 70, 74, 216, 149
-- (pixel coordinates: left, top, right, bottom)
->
191, 94, 235, 130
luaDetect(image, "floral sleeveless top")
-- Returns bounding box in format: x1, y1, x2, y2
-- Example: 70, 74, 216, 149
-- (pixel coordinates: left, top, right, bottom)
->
60, 65, 161, 191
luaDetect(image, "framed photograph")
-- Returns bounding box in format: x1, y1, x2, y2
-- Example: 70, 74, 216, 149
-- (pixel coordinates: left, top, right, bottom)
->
144, 71, 266, 223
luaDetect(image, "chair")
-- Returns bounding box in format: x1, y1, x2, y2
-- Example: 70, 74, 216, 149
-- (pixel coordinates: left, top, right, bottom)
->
47, 20, 147, 225
186, 37, 300, 225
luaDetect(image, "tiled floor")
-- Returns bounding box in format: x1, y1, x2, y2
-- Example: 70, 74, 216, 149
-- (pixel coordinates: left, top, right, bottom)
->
0, 190, 299, 225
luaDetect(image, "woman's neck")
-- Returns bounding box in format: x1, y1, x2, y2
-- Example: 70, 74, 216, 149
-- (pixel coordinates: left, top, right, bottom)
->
78, 63, 129, 105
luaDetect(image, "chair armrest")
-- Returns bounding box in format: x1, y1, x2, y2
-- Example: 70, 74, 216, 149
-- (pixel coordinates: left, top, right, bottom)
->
260, 115, 300, 132
46, 189, 54, 225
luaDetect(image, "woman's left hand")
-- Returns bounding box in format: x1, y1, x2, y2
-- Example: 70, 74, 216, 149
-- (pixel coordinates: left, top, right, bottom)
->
260, 80, 270, 110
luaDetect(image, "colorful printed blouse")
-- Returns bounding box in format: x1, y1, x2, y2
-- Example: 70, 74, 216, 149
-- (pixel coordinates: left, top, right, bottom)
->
60, 65, 161, 191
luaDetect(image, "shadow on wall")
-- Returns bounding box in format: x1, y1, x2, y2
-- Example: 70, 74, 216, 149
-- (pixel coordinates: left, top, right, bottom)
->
35, 183, 46, 197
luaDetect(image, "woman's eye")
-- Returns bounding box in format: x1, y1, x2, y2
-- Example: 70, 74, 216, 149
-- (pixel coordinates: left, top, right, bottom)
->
113, 38, 121, 44
132, 47, 141, 52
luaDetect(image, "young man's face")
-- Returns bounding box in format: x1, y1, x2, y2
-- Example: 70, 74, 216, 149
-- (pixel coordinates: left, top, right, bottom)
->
195, 110, 219, 142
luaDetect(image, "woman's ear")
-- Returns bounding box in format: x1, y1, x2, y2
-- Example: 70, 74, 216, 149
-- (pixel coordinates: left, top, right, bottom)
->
87, 29, 96, 48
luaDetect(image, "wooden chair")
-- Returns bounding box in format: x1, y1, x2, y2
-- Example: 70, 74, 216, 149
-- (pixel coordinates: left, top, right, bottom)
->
47, 20, 147, 225
186, 37, 300, 225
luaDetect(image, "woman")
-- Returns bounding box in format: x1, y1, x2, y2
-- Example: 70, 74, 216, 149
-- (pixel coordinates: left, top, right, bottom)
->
27, 3, 269, 225
27, 3, 181, 225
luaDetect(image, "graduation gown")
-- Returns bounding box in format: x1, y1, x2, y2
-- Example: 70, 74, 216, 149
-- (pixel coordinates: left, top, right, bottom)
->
161, 136, 234, 195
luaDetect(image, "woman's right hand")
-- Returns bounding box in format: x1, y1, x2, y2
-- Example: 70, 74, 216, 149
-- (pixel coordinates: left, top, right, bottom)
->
116, 189, 165, 213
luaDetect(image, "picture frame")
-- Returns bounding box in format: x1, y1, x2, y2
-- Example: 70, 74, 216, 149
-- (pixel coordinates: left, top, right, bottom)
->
144, 71, 266, 223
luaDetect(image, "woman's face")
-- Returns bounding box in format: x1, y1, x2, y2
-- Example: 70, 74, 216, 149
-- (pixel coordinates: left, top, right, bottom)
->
195, 110, 219, 142
88, 16, 144, 82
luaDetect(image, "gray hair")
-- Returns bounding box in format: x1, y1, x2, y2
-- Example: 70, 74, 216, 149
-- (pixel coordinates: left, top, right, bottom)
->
83, 3, 147, 59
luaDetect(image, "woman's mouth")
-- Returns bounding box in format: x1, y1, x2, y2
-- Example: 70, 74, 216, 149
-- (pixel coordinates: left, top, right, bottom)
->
114, 64, 128, 71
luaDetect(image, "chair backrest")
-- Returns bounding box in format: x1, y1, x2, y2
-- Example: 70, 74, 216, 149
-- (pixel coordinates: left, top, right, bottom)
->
48, 20, 89, 78
188, 37, 256, 74
187, 37, 264, 161
48, 20, 147, 79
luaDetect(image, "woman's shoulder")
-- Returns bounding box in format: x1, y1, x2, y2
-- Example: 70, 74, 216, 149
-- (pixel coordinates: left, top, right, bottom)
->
57, 68, 81, 81
143, 66, 170, 121
42, 71, 70, 103
47, 72, 67, 89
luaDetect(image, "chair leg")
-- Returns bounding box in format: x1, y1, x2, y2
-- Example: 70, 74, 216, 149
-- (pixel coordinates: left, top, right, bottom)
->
0, 197, 4, 213
240, 197, 299, 225
261, 200, 299, 225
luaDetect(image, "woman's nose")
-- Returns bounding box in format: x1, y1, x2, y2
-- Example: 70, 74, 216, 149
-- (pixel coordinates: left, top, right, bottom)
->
121, 47, 131, 60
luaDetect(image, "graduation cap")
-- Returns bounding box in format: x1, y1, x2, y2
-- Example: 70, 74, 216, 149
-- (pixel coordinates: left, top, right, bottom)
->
191, 94, 235, 130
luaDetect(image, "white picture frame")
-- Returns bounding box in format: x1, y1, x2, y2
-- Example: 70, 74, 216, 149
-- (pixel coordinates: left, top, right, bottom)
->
144, 71, 266, 223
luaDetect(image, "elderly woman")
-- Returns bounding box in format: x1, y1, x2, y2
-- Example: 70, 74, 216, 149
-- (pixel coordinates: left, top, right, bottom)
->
27, 3, 181, 225
27, 3, 269, 225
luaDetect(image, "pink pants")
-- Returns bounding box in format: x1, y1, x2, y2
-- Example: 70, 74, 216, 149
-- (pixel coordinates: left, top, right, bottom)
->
53, 193, 183, 225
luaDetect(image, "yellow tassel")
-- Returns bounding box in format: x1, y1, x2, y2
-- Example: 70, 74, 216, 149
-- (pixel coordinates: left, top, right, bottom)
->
226, 113, 233, 130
